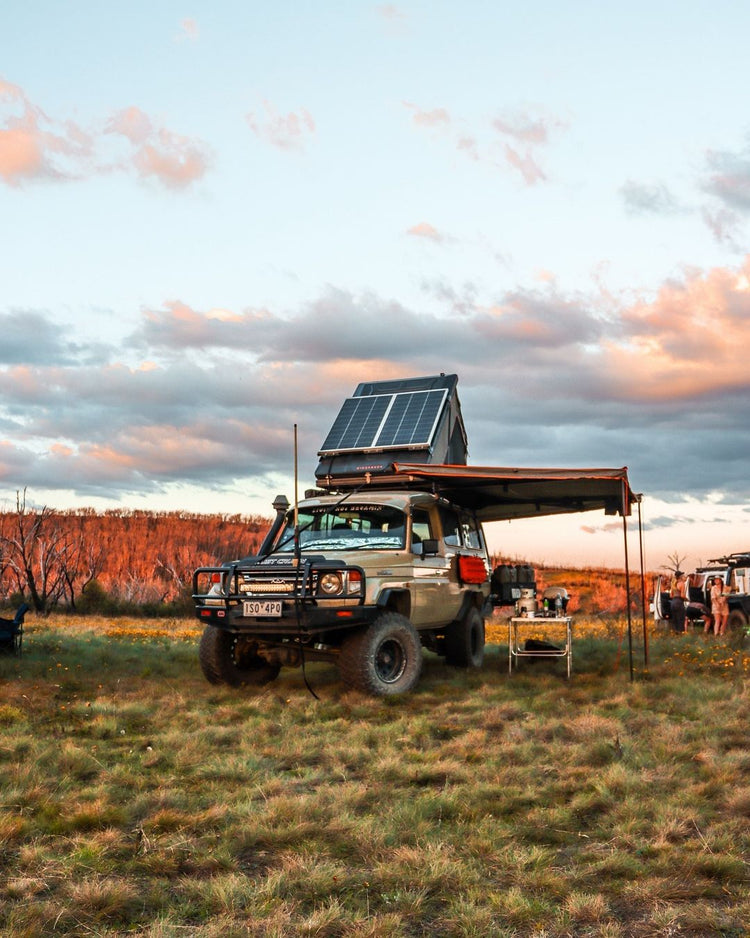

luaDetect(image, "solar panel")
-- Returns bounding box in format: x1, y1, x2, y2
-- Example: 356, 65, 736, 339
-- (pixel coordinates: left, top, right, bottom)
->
319, 389, 448, 454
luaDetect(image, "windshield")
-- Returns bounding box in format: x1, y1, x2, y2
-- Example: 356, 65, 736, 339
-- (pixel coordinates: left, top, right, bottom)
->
274, 504, 406, 552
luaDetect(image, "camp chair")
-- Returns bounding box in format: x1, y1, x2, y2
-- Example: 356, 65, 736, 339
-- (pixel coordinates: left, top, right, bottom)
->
0, 602, 30, 657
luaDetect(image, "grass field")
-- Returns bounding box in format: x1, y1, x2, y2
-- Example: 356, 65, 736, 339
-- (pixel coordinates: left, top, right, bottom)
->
1, 612, 749, 937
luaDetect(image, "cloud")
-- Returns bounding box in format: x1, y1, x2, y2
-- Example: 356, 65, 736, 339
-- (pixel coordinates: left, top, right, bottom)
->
492, 112, 558, 146
703, 143, 750, 213
695, 137, 750, 246
404, 101, 564, 184
620, 180, 683, 216
403, 102, 451, 129
246, 101, 316, 152
4, 256, 750, 503
377, 4, 406, 21
0, 79, 210, 190
502, 145, 546, 185
0, 78, 93, 186
491, 110, 565, 185
129, 259, 750, 404
376, 4, 408, 36
701, 205, 742, 250
175, 18, 199, 42
406, 222, 448, 243
105, 106, 211, 188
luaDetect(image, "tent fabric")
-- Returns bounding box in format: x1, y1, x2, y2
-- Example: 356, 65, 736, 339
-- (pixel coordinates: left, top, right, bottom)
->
390, 463, 635, 521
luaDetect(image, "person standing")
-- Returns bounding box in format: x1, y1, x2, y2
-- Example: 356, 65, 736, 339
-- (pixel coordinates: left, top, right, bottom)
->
670, 571, 688, 633
710, 576, 728, 636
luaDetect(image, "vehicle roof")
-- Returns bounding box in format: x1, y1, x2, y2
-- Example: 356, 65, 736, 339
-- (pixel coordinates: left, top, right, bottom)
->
299, 490, 437, 512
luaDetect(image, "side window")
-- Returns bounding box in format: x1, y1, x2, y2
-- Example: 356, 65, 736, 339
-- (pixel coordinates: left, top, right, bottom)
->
460, 512, 482, 550
438, 506, 461, 546
411, 509, 433, 549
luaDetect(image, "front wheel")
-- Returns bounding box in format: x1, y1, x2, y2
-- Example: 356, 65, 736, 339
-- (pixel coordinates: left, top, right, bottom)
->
199, 627, 281, 687
444, 607, 485, 668
339, 612, 423, 696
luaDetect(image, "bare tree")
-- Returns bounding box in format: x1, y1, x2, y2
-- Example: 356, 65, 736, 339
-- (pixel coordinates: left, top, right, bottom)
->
59, 513, 107, 610
663, 551, 688, 575
0, 489, 71, 612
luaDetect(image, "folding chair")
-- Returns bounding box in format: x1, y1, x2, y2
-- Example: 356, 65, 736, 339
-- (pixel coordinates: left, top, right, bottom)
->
0, 602, 30, 657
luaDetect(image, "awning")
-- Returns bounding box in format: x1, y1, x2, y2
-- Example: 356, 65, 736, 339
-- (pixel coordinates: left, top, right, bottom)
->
390, 463, 635, 522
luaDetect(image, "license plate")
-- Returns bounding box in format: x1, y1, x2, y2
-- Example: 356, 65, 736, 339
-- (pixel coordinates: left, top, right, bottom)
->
243, 600, 283, 617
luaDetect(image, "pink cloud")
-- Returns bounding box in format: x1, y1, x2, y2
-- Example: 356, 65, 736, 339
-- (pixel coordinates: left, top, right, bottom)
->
456, 136, 479, 161
606, 258, 750, 400
403, 102, 451, 128
405, 100, 563, 184
176, 19, 199, 42
0, 78, 92, 185
0, 79, 210, 190
491, 110, 565, 185
107, 105, 153, 144
246, 101, 315, 152
493, 113, 557, 145
406, 222, 444, 243
105, 107, 211, 188
503, 144, 546, 185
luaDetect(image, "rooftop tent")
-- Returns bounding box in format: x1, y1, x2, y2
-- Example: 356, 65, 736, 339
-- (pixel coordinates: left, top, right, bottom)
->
315, 373, 468, 483
389, 463, 635, 521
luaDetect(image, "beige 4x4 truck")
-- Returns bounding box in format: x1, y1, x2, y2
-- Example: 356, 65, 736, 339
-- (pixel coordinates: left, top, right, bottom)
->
193, 488, 490, 696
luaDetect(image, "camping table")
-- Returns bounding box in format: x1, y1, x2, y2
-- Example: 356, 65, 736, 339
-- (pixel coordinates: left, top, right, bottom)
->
508, 616, 573, 679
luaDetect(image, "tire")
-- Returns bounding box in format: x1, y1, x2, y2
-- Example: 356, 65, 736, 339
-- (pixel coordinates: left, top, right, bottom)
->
339, 612, 423, 696
444, 606, 485, 668
727, 609, 749, 634
198, 627, 280, 687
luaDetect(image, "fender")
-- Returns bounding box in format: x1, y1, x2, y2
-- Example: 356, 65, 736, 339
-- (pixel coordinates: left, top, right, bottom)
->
377, 588, 411, 619
453, 589, 485, 625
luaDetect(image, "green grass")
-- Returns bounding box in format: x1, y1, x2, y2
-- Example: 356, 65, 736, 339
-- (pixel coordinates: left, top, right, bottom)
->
0, 617, 749, 936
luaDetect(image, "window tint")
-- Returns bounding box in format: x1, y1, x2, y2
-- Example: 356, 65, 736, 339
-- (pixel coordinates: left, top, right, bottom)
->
460, 512, 482, 550
411, 508, 433, 545
438, 506, 461, 546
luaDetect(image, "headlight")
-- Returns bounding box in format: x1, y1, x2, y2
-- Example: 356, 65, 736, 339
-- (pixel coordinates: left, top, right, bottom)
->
318, 572, 343, 596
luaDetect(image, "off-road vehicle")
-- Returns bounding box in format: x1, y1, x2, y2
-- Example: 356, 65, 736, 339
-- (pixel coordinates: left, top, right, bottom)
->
193, 372, 636, 695
193, 487, 490, 695
653, 552, 750, 632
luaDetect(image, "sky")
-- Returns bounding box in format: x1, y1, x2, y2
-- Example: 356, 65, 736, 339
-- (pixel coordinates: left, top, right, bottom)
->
1, 1, 750, 573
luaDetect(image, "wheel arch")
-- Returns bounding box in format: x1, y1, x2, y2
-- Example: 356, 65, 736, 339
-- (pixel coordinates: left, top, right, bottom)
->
377, 588, 411, 619
451, 588, 485, 627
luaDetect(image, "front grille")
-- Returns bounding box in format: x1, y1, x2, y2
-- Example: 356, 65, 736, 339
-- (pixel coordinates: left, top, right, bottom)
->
239, 580, 296, 595
238, 568, 309, 597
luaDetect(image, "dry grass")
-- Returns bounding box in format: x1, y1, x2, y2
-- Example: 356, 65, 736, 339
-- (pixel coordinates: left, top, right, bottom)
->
0, 611, 748, 936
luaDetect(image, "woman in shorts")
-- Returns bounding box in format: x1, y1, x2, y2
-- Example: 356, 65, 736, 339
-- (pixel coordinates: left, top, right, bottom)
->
710, 576, 728, 636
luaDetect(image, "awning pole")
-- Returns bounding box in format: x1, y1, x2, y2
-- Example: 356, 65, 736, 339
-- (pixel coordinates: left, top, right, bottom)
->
637, 496, 648, 670
622, 483, 634, 682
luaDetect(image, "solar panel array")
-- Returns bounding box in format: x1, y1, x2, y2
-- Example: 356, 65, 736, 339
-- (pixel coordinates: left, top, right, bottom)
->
319, 389, 448, 454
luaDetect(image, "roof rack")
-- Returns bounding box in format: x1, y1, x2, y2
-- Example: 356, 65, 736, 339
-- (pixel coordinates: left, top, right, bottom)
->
314, 373, 467, 488
707, 552, 750, 566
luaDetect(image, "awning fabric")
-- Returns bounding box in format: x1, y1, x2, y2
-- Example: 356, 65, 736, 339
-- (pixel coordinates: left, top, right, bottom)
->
390, 463, 635, 522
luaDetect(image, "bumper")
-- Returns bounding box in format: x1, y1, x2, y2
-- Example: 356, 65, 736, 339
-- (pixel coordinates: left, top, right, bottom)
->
195, 601, 382, 636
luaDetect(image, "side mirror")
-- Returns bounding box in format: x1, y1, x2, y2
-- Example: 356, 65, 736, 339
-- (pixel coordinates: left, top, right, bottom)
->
420, 538, 440, 557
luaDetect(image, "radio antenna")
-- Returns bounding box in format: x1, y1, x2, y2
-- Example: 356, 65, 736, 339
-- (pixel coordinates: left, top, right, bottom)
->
292, 423, 319, 700
293, 423, 300, 557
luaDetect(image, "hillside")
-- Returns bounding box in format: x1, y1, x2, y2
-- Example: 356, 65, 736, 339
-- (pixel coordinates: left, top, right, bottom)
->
0, 500, 645, 615
0, 504, 269, 611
